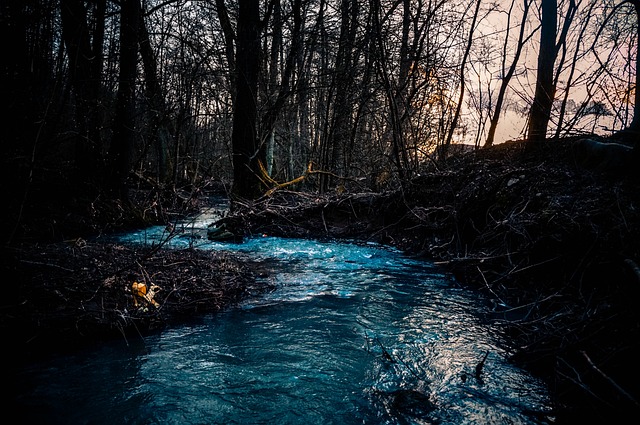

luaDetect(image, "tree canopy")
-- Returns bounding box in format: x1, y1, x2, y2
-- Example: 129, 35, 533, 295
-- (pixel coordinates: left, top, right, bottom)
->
2, 0, 639, 228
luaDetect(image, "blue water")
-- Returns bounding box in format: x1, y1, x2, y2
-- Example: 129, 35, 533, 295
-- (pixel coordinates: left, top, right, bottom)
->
12, 206, 553, 424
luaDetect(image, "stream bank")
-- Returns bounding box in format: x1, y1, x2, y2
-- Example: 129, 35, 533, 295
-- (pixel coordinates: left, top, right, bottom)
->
3, 138, 640, 422
218, 139, 640, 422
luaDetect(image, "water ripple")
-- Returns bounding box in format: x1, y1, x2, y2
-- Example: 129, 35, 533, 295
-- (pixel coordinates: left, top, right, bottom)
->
13, 214, 553, 424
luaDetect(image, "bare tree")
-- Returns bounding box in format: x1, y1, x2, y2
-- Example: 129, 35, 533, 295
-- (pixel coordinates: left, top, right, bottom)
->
371, 0, 404, 181
260, 0, 303, 178
319, 0, 358, 192
554, 0, 595, 138
528, 0, 558, 141
60, 0, 106, 182
230, 0, 265, 200
444, 0, 482, 151
138, 0, 173, 185
216, 0, 237, 98
108, 0, 139, 200
619, 0, 640, 135
485, 0, 534, 147
595, 0, 640, 164
611, 0, 640, 138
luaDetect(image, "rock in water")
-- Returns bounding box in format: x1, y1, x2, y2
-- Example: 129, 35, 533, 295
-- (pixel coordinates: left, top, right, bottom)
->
207, 223, 243, 242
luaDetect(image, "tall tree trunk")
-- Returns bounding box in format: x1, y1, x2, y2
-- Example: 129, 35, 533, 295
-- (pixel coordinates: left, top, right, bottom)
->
265, 0, 282, 176
321, 0, 357, 192
445, 0, 482, 151
108, 0, 138, 201
555, 0, 589, 139
138, 0, 171, 185
260, 0, 303, 177
627, 0, 640, 133
231, 0, 264, 200
215, 0, 237, 100
371, 0, 406, 182
625, 1, 640, 169
527, 0, 557, 141
60, 0, 104, 185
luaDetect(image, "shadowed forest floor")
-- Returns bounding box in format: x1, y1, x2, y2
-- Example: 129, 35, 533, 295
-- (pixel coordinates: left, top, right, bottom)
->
3, 139, 639, 423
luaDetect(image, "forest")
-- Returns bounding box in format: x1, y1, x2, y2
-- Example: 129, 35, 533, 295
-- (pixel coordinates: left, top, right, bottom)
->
3, 0, 640, 423
3, 0, 640, 220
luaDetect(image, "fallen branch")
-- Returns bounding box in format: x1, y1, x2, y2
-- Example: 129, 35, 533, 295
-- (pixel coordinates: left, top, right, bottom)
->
477, 265, 508, 307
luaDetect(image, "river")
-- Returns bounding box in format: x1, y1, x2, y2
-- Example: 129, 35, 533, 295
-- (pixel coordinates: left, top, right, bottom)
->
11, 204, 553, 424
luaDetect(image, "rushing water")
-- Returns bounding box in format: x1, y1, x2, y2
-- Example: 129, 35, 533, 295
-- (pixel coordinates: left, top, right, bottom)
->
11, 205, 553, 424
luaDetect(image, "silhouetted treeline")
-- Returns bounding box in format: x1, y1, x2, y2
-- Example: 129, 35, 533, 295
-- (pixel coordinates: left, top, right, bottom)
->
2, 0, 639, 239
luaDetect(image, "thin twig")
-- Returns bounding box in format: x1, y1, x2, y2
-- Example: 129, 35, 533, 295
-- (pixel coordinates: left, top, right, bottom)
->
19, 259, 75, 272
477, 265, 508, 307
581, 350, 640, 407
508, 256, 559, 275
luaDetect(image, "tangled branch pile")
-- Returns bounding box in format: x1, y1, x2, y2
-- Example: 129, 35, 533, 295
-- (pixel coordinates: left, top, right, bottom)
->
3, 241, 269, 351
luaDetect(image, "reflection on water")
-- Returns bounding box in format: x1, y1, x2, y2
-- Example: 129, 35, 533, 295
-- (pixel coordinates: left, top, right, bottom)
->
11, 207, 553, 424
